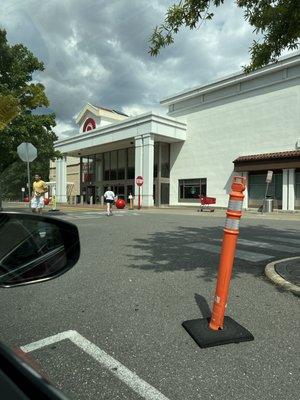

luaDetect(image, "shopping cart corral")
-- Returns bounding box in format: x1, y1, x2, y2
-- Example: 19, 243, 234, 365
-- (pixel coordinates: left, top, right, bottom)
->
197, 195, 216, 212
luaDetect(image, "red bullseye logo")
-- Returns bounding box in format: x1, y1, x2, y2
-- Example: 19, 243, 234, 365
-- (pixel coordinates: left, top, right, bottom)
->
83, 118, 96, 132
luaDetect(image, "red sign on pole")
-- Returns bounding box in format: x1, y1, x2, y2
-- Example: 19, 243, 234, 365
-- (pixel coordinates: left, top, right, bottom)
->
136, 176, 144, 187
136, 176, 143, 209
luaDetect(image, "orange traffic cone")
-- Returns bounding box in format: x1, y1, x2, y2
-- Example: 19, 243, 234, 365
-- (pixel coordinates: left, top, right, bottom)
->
182, 176, 254, 348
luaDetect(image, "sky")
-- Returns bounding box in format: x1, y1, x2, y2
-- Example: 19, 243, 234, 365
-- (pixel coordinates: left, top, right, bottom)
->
2, 0, 269, 138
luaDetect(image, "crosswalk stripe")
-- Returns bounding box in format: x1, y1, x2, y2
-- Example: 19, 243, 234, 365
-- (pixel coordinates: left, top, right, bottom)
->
257, 236, 300, 246
186, 243, 272, 262
230, 238, 298, 253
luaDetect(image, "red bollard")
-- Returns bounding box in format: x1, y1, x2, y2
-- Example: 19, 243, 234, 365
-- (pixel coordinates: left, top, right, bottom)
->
182, 176, 254, 348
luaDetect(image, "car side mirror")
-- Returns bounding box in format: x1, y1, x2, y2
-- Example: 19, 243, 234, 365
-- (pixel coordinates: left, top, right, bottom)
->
0, 212, 80, 288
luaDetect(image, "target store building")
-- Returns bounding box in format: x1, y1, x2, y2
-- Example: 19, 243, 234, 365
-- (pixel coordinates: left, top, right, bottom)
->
53, 52, 300, 210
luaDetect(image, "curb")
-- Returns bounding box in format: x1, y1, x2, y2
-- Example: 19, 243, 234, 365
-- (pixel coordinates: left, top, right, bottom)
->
265, 257, 300, 296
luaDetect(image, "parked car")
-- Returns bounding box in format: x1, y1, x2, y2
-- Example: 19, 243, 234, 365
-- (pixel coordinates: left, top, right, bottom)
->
0, 211, 80, 399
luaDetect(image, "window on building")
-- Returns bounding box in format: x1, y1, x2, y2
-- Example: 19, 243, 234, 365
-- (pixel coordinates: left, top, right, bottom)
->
81, 157, 88, 183
115, 185, 125, 199
103, 148, 135, 182
248, 171, 283, 208
110, 151, 117, 180
118, 149, 126, 180
161, 143, 170, 178
127, 147, 135, 179
248, 172, 282, 200
81, 156, 95, 183
153, 143, 170, 178
103, 152, 110, 181
179, 179, 207, 201
95, 155, 102, 181
248, 174, 267, 199
154, 143, 159, 178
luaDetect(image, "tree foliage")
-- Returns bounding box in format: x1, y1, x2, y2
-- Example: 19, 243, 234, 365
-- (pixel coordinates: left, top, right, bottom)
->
149, 0, 300, 72
0, 94, 20, 130
0, 29, 59, 199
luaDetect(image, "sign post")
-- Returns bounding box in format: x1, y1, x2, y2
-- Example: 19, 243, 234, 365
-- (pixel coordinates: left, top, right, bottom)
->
262, 170, 273, 213
135, 176, 144, 210
17, 142, 37, 207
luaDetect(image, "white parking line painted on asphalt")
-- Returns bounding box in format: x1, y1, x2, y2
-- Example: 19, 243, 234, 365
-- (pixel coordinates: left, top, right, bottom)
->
186, 242, 272, 262
21, 330, 170, 400
21, 331, 71, 352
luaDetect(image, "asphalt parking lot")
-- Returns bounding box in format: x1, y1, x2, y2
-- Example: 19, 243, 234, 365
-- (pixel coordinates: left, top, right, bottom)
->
0, 210, 299, 400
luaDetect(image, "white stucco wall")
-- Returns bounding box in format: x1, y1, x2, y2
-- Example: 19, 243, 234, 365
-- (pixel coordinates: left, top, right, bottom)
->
169, 80, 300, 207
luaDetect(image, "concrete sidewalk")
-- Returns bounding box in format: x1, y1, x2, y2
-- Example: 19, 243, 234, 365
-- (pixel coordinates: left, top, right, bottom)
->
2, 201, 300, 221
2, 201, 106, 213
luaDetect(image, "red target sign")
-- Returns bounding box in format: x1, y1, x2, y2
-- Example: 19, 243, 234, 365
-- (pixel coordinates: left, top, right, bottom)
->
136, 176, 144, 186
83, 118, 96, 132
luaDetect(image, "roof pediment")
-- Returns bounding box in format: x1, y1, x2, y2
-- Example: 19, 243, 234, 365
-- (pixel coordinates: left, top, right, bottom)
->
75, 103, 101, 125
75, 103, 128, 126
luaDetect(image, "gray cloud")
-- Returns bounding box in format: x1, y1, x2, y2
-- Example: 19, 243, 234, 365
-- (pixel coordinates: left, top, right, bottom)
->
2, 0, 261, 136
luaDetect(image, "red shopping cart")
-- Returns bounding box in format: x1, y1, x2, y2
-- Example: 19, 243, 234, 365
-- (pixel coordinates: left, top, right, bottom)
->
197, 195, 216, 212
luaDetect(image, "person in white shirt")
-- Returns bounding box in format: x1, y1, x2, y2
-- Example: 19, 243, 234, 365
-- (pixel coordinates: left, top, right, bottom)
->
103, 187, 115, 216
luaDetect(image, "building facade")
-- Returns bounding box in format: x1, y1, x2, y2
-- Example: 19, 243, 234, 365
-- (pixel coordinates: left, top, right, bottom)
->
54, 52, 300, 210
49, 156, 80, 201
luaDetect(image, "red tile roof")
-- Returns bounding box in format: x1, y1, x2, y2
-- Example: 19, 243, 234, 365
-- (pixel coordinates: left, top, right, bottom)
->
234, 150, 300, 163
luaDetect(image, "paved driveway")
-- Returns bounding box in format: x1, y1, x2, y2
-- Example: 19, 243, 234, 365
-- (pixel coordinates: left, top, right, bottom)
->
0, 212, 299, 399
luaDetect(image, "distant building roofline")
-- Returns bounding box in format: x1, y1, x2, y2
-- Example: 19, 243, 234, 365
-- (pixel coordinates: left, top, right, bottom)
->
161, 50, 300, 107
91, 105, 129, 117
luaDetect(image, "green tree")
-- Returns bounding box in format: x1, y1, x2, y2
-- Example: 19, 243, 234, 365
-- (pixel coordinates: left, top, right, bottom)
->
149, 0, 300, 72
0, 94, 20, 130
0, 29, 60, 200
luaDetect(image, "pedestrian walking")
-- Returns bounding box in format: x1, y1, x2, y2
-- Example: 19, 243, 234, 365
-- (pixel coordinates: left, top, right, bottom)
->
31, 174, 48, 214
103, 187, 115, 216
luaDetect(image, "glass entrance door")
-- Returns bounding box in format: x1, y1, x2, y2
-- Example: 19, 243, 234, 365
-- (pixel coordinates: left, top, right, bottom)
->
104, 183, 134, 202
86, 186, 96, 204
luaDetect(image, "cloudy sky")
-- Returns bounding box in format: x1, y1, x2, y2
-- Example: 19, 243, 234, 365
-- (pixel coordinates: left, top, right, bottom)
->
2, 0, 269, 137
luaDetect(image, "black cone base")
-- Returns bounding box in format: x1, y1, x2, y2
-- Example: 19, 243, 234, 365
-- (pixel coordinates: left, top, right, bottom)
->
182, 316, 254, 348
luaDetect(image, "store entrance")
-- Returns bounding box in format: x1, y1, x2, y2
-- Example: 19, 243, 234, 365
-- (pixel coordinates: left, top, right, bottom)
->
104, 182, 134, 202
86, 185, 95, 204
153, 181, 170, 206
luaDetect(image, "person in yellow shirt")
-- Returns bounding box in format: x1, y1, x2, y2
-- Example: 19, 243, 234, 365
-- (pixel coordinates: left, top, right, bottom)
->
31, 174, 48, 213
